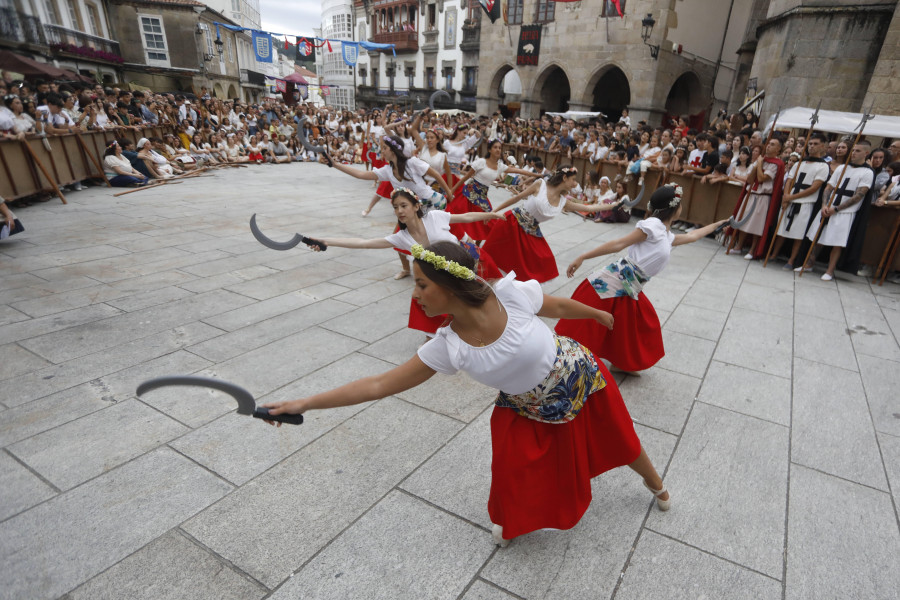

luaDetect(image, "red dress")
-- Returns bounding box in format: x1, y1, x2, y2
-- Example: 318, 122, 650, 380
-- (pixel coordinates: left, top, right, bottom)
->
555, 280, 665, 372
488, 360, 641, 539
481, 209, 558, 282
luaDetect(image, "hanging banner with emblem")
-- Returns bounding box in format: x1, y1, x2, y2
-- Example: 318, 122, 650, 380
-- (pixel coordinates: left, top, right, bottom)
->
252, 30, 273, 63
341, 41, 359, 67
516, 25, 541, 66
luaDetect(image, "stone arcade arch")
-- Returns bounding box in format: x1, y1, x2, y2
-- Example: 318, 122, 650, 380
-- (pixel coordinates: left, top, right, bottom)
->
213, 82, 225, 99
665, 71, 705, 123
533, 64, 571, 114
227, 84, 237, 100
586, 65, 631, 123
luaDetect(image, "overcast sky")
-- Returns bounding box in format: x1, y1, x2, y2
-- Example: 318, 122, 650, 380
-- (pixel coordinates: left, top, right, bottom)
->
259, 0, 321, 37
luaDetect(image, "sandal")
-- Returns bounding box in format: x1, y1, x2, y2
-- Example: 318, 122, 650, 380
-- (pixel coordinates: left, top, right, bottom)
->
643, 479, 671, 511
394, 270, 411, 280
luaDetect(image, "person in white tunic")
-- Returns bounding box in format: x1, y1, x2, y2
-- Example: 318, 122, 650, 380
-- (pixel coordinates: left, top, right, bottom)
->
769, 132, 830, 269
797, 140, 875, 281
443, 124, 481, 175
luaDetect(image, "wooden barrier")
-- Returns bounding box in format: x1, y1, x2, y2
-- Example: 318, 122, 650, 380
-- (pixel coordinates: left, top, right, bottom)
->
0, 126, 175, 201
861, 206, 900, 273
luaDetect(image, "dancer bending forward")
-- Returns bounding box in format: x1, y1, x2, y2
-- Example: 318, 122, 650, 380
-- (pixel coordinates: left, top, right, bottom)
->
557, 184, 727, 373
483, 166, 624, 282
263, 241, 670, 545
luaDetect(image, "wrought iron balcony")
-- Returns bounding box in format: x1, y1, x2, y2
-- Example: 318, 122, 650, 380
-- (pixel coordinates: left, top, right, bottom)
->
0, 8, 47, 46
43, 23, 120, 57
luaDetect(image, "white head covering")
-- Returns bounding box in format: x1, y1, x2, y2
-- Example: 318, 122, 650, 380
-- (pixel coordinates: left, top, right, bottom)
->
136, 137, 149, 149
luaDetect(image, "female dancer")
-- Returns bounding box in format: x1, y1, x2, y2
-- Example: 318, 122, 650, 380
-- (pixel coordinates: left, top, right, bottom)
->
446, 139, 535, 241
443, 123, 481, 177
297, 188, 502, 334
263, 241, 671, 546
556, 184, 728, 373
482, 166, 624, 282
325, 134, 454, 277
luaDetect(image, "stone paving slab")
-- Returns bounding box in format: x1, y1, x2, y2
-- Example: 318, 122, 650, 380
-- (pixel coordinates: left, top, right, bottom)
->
2, 165, 899, 599
0, 448, 232, 600
786, 465, 900, 600
65, 531, 268, 600
616, 531, 782, 600
271, 491, 494, 600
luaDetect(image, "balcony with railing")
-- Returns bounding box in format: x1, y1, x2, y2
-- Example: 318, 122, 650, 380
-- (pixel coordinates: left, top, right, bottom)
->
43, 23, 121, 61
0, 8, 47, 46
370, 30, 417, 53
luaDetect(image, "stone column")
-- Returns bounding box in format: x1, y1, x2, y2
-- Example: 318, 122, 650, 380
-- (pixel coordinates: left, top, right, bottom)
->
519, 99, 542, 119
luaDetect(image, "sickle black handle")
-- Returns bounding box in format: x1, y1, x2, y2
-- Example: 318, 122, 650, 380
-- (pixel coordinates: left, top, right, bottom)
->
251, 405, 304, 425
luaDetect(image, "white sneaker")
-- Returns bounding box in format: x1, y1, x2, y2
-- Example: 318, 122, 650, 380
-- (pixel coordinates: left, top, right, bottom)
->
857, 265, 873, 277
821, 273, 834, 281
491, 524, 510, 547
744, 252, 754, 260
793, 265, 812, 273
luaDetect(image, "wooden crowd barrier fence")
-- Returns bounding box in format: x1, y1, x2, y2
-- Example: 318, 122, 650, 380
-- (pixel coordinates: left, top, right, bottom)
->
0, 126, 176, 202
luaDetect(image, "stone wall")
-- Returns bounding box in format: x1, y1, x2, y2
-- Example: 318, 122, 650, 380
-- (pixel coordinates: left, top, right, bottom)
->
863, 3, 900, 116
473, 0, 723, 125
108, 1, 201, 72
748, 2, 894, 119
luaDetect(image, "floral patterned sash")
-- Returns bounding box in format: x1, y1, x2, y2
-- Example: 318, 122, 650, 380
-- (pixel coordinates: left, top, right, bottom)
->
494, 336, 606, 424
420, 190, 448, 213
463, 181, 492, 212
588, 257, 650, 300
511, 207, 544, 239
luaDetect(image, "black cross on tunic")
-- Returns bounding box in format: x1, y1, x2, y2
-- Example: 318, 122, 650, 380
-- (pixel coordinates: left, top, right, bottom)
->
832, 176, 855, 208
785, 172, 813, 231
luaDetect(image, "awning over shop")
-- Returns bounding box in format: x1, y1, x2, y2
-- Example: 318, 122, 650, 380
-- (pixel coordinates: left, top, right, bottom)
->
0, 50, 69, 79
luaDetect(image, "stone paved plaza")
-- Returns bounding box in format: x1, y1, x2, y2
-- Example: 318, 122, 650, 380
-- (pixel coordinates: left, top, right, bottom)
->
2, 163, 899, 600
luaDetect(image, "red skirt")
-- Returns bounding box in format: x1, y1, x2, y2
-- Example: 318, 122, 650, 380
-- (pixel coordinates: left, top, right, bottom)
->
481, 212, 558, 282
487, 361, 641, 539
555, 281, 664, 372
376, 181, 393, 199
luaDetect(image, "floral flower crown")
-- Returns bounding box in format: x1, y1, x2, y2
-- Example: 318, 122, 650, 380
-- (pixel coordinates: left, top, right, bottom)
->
410, 244, 475, 280
382, 135, 404, 153
558, 166, 578, 175
391, 186, 418, 200
666, 183, 684, 208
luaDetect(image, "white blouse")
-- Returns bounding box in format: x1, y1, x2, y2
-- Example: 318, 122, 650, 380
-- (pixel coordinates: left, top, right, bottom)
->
522, 179, 564, 223
418, 148, 447, 183
443, 134, 479, 165
469, 157, 508, 186
627, 218, 675, 277
384, 210, 458, 251
374, 156, 434, 201
417, 273, 555, 394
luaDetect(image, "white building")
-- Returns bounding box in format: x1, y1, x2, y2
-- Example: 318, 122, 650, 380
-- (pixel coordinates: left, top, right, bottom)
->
353, 0, 477, 111
319, 0, 354, 110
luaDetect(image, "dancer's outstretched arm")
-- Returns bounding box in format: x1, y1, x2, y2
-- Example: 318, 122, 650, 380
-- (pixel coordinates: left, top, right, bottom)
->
262, 356, 436, 422
449, 211, 505, 224
565, 198, 623, 214
672, 218, 729, 246
306, 237, 394, 251
325, 158, 379, 180
493, 180, 541, 212
538, 295, 614, 329
566, 228, 649, 277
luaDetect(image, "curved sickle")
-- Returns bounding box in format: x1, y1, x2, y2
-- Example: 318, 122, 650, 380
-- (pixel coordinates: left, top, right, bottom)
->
250, 213, 303, 250
137, 375, 255, 414
429, 90, 451, 111
298, 116, 333, 166
730, 195, 756, 229
623, 182, 644, 208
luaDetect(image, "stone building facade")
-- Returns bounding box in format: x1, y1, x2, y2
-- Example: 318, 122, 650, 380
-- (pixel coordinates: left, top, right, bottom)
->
474, 0, 752, 126
731, 0, 899, 120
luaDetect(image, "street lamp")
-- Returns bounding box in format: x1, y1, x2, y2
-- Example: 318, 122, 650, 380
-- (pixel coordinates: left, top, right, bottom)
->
214, 36, 224, 57
640, 13, 660, 60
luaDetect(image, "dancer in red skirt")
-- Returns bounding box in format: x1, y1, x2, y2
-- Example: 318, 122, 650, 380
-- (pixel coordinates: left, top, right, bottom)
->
483, 166, 625, 282
557, 184, 728, 373
446, 139, 536, 241
296, 189, 502, 334
326, 134, 454, 279
264, 241, 671, 545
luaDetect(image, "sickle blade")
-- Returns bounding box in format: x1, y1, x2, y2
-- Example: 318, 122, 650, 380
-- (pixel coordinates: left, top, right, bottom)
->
250, 214, 303, 251
137, 375, 256, 415
731, 201, 755, 229
429, 90, 451, 111
623, 183, 644, 208
298, 116, 326, 154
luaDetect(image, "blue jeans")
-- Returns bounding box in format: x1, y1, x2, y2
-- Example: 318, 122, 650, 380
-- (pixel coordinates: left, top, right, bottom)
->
109, 174, 145, 187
